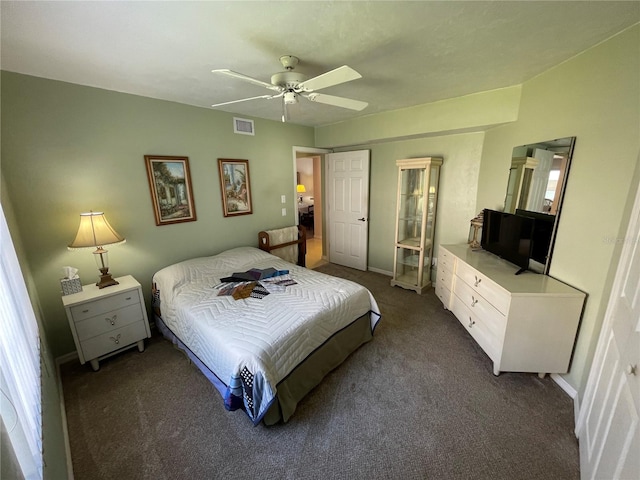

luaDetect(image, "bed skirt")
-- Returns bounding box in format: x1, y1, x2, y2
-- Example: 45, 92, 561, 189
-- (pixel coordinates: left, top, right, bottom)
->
154, 312, 374, 425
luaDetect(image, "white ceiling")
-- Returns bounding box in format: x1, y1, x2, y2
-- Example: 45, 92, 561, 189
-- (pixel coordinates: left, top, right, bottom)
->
1, 1, 638, 127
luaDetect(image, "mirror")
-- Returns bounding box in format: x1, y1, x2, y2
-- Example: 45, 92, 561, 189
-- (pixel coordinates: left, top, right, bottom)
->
503, 136, 576, 274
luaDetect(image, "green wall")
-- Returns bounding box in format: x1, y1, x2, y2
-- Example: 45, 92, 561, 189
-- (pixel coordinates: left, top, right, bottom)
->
476, 25, 640, 396
316, 25, 640, 400
316, 85, 521, 148
334, 132, 484, 274
1, 72, 314, 358
1, 176, 70, 480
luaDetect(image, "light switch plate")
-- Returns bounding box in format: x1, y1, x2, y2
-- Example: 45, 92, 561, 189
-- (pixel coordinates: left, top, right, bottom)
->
281, 208, 286, 216
281, 195, 286, 203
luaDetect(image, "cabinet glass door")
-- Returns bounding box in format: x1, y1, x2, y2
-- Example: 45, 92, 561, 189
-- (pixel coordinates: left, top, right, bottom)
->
423, 165, 440, 267
391, 157, 442, 294
397, 167, 425, 246
394, 246, 428, 287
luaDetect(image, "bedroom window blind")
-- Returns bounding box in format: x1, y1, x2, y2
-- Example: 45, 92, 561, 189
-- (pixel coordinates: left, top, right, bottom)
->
0, 204, 43, 480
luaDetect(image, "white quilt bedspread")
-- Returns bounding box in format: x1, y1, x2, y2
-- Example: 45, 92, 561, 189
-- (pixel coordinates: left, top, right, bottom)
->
152, 246, 380, 424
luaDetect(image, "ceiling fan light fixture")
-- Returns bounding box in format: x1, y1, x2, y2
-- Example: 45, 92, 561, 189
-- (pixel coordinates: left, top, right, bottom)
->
283, 91, 298, 105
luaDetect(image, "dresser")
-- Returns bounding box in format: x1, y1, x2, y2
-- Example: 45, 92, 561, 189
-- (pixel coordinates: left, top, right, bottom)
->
436, 244, 585, 377
62, 275, 151, 371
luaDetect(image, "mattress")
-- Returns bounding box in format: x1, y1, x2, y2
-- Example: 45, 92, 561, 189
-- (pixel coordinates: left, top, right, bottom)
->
152, 246, 381, 425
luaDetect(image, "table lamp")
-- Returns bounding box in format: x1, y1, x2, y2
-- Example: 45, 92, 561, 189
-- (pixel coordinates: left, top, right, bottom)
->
68, 211, 126, 288
296, 184, 306, 203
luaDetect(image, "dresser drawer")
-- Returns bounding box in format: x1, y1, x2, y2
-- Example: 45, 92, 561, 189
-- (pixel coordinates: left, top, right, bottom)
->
452, 276, 507, 340
436, 263, 454, 289
70, 290, 140, 322
435, 282, 452, 308
455, 261, 510, 315
79, 321, 147, 361
74, 303, 144, 341
438, 248, 456, 273
450, 294, 499, 361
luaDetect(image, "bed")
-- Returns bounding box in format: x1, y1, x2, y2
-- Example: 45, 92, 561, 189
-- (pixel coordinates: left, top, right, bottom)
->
152, 228, 381, 426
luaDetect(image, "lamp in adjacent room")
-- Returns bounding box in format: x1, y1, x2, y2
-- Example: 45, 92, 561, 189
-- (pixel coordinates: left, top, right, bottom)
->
68, 211, 126, 289
296, 184, 306, 203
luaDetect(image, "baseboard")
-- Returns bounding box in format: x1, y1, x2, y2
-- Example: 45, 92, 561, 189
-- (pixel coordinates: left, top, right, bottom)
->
549, 372, 581, 428
54, 355, 76, 479
56, 351, 78, 366
550, 373, 577, 398
367, 266, 393, 276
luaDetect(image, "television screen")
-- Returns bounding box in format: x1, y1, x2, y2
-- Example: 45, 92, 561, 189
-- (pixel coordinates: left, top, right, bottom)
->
515, 209, 555, 266
481, 210, 535, 273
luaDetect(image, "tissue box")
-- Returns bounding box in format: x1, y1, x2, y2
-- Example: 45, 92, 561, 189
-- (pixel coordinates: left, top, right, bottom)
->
61, 278, 83, 296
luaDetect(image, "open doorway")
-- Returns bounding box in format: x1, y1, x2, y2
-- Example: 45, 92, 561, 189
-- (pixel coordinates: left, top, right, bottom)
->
294, 147, 329, 269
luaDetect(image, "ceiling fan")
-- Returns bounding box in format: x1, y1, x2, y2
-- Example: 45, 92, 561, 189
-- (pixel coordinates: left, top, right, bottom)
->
211, 55, 368, 122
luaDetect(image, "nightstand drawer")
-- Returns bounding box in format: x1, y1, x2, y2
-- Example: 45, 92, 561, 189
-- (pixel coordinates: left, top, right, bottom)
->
74, 303, 144, 341
79, 321, 148, 361
70, 290, 139, 322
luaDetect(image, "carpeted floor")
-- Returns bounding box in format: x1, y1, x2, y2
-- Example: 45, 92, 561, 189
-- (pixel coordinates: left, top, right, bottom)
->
60, 263, 579, 480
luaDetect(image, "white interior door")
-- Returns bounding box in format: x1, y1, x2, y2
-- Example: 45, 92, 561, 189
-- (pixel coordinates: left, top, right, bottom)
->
576, 176, 640, 479
326, 150, 370, 270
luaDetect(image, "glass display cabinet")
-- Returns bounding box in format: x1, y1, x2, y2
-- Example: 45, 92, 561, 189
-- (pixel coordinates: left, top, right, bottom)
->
504, 156, 538, 213
390, 157, 442, 294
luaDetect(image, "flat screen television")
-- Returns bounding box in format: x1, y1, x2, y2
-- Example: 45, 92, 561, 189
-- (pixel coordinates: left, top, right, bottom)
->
515, 209, 555, 267
481, 209, 535, 274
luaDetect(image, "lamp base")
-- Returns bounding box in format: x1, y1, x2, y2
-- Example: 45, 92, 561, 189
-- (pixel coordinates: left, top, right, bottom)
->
96, 271, 119, 289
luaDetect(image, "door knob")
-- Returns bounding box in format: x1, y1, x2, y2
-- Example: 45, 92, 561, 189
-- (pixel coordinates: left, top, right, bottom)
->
357, 217, 367, 222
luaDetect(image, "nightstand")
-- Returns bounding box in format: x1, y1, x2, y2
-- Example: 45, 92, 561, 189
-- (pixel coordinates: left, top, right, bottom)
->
62, 275, 151, 371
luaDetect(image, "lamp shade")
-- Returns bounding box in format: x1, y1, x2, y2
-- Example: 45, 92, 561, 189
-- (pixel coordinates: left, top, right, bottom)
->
296, 184, 306, 193
68, 212, 125, 249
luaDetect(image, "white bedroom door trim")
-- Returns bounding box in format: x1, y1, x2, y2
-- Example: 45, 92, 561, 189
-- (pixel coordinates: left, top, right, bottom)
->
326, 150, 370, 271
292, 145, 330, 225
576, 173, 640, 479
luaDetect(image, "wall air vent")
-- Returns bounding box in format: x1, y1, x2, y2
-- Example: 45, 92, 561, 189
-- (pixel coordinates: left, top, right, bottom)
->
233, 117, 255, 136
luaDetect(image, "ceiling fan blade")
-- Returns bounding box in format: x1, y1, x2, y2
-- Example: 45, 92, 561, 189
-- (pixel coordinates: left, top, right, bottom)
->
211, 69, 282, 92
211, 93, 280, 108
305, 93, 368, 111
296, 65, 362, 92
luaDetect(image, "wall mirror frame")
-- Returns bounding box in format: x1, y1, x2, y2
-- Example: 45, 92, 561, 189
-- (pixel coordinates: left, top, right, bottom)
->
503, 136, 576, 275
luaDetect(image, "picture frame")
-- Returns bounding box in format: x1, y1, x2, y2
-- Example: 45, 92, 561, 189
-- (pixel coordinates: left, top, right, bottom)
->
218, 158, 253, 217
144, 155, 197, 226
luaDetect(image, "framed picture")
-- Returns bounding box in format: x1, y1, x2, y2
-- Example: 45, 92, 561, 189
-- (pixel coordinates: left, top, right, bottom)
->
218, 158, 253, 217
144, 155, 197, 226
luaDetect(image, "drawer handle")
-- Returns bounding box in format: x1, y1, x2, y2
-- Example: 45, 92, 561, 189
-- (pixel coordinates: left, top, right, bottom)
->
82, 309, 90, 313
468, 317, 475, 328
105, 315, 117, 326
470, 296, 478, 307
125, 296, 132, 301
110, 334, 121, 345
474, 276, 482, 287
